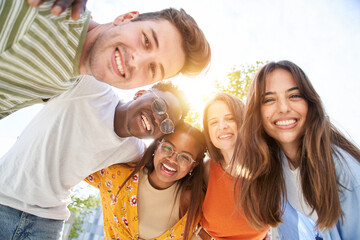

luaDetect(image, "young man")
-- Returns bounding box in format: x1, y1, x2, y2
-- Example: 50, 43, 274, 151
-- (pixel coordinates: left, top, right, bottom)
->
0, 76, 189, 239
0, 0, 211, 119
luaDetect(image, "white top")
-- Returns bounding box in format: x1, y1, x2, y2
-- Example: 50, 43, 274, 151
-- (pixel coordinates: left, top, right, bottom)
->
137, 169, 180, 239
282, 153, 318, 222
0, 76, 145, 220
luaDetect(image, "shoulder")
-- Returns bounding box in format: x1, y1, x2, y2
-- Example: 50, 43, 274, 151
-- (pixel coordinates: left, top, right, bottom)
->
97, 164, 138, 184
333, 146, 360, 187
76, 76, 114, 94
119, 138, 145, 163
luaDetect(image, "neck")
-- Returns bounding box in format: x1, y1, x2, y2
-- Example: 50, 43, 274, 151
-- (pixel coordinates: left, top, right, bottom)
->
220, 149, 234, 173
114, 102, 130, 138
281, 143, 300, 168
221, 148, 234, 165
148, 171, 174, 190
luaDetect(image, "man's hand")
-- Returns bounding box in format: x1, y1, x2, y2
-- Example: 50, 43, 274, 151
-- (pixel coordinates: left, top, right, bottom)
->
27, 0, 88, 20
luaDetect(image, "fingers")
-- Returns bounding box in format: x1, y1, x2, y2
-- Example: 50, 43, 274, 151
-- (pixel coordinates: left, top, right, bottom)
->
50, 0, 71, 16
70, 0, 88, 20
27, 0, 46, 7
27, 0, 88, 20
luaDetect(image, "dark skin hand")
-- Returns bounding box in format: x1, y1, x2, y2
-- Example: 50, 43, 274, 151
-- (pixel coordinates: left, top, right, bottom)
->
26, 0, 88, 20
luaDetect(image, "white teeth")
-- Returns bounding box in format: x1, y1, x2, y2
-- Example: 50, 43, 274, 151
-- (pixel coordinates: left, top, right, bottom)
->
163, 163, 176, 172
219, 134, 232, 139
141, 115, 151, 131
275, 119, 296, 126
115, 50, 125, 76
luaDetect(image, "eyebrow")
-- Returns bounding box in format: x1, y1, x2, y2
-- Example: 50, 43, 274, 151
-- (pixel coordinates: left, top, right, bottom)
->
151, 28, 165, 80
164, 140, 194, 157
263, 86, 299, 96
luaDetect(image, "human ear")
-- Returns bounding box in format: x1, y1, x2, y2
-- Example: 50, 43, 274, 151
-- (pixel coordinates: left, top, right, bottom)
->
133, 90, 146, 100
113, 11, 139, 26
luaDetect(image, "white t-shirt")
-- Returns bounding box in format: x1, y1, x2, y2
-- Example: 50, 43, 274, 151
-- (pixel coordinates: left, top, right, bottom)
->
282, 153, 318, 222
0, 76, 145, 220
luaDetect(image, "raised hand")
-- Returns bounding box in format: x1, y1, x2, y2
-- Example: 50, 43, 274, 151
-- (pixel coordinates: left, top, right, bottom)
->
27, 0, 88, 20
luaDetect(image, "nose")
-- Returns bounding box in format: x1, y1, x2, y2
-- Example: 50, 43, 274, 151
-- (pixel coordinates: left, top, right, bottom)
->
152, 112, 164, 128
219, 119, 228, 130
132, 51, 154, 71
167, 152, 178, 164
278, 98, 290, 113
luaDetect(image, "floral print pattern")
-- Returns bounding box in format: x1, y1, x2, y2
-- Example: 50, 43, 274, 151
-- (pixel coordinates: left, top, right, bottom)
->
85, 165, 187, 239
130, 195, 137, 206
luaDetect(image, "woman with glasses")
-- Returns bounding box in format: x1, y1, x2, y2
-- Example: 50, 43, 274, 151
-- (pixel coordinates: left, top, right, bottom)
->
192, 93, 270, 240
85, 121, 206, 240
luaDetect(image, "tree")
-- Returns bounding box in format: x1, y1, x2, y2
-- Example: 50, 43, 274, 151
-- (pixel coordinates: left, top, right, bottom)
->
215, 61, 264, 101
67, 193, 100, 239
185, 61, 264, 126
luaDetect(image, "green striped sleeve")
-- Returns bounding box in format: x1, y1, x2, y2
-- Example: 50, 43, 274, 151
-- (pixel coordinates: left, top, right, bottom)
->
0, 0, 91, 119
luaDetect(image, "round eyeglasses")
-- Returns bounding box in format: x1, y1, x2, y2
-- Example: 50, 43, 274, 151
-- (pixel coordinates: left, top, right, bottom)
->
158, 141, 196, 167
149, 90, 180, 134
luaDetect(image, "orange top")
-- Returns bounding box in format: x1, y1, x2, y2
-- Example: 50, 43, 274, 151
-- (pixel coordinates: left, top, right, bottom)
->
201, 160, 269, 240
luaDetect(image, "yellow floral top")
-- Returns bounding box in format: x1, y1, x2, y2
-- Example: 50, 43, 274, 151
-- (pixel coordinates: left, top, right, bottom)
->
85, 165, 188, 240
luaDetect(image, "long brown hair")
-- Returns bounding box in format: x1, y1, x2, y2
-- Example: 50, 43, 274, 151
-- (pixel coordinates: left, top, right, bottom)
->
202, 92, 245, 164
118, 121, 206, 239
235, 60, 360, 230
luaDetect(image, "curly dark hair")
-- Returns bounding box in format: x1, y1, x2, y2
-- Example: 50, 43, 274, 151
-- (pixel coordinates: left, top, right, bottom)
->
151, 80, 190, 120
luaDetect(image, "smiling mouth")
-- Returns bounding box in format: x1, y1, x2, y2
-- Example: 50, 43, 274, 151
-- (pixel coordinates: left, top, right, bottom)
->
141, 114, 152, 133
275, 119, 297, 126
161, 163, 176, 175
218, 133, 233, 139
115, 48, 125, 77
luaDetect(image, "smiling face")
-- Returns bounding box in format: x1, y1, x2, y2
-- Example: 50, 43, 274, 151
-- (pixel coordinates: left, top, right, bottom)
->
119, 89, 182, 139
261, 68, 308, 155
207, 100, 238, 157
149, 130, 200, 189
82, 13, 186, 89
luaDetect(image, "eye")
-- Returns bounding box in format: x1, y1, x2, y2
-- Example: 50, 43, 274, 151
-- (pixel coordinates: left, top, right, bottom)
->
162, 144, 173, 153
152, 98, 166, 114
178, 153, 192, 163
225, 116, 235, 122
209, 120, 218, 126
263, 97, 274, 104
143, 33, 150, 48
290, 94, 303, 99
150, 63, 156, 79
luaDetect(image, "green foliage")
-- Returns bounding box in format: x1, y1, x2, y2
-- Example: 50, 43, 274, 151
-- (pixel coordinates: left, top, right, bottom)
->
67, 195, 100, 239
215, 61, 265, 101
185, 109, 202, 129
185, 61, 265, 127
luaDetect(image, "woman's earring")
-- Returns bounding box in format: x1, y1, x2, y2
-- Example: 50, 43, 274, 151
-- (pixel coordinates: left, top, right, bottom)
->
152, 153, 154, 157
189, 171, 192, 176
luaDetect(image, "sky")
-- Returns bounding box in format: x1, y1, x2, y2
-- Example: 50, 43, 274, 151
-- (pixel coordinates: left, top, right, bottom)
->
0, 0, 359, 157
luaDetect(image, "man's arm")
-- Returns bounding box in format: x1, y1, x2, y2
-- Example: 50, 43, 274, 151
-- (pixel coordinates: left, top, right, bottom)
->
27, 0, 88, 20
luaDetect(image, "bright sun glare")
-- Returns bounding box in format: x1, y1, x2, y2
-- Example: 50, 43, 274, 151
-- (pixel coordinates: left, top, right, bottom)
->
174, 75, 217, 115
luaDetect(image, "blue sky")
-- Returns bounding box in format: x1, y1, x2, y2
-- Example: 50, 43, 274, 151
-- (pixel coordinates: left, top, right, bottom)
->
0, 0, 359, 157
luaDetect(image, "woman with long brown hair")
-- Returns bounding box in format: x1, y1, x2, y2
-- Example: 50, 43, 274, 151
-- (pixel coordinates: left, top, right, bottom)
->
235, 60, 360, 239
85, 121, 206, 240
192, 93, 270, 240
